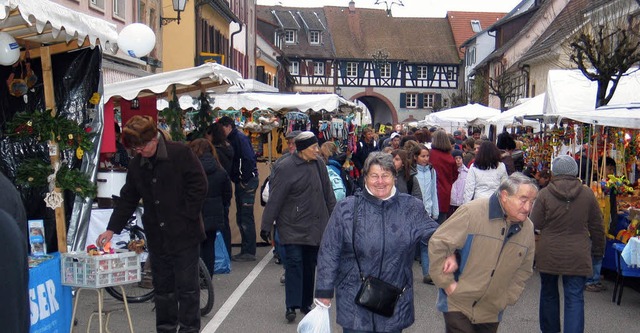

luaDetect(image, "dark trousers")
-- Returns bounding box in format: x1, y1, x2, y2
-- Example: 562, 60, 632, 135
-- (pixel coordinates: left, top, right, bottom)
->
221, 204, 232, 258
151, 244, 201, 333
443, 311, 499, 333
200, 229, 217, 276
283, 244, 318, 309
234, 176, 259, 255
343, 329, 401, 333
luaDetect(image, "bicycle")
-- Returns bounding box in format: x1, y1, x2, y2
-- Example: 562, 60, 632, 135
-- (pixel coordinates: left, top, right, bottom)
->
104, 214, 215, 316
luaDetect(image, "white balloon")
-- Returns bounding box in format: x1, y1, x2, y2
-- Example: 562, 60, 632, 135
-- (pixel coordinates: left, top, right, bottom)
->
0, 32, 20, 66
118, 23, 156, 58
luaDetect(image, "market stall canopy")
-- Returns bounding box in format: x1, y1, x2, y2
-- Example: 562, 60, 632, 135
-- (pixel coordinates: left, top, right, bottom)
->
544, 69, 640, 116
478, 94, 544, 129
211, 92, 358, 113
421, 103, 500, 131
0, 0, 118, 53
103, 62, 244, 101
559, 103, 640, 129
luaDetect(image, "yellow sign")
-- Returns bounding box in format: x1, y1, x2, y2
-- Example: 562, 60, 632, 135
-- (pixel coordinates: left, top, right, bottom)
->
199, 52, 224, 65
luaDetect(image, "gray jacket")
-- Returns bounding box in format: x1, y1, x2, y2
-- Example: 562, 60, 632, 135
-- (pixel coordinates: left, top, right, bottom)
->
260, 153, 336, 245
315, 190, 439, 332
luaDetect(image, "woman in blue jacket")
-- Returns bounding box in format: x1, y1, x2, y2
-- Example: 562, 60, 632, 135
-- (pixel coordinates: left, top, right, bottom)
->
315, 152, 439, 333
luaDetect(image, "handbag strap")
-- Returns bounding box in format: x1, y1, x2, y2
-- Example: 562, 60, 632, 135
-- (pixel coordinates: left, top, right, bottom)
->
351, 196, 386, 280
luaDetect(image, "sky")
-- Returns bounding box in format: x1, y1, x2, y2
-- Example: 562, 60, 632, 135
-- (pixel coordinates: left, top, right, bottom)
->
255, 0, 523, 18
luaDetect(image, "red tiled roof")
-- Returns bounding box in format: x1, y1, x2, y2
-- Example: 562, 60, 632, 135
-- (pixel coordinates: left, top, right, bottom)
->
323, 6, 459, 64
446, 11, 506, 58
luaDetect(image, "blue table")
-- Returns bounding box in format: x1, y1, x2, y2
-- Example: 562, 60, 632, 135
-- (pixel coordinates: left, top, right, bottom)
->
29, 252, 72, 333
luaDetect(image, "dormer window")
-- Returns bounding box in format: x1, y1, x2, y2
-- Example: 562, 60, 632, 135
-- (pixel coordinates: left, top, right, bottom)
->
285, 30, 296, 44
309, 31, 320, 45
470, 20, 482, 33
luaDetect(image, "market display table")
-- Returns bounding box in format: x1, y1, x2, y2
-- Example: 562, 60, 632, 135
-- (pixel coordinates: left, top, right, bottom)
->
29, 252, 72, 333
612, 240, 640, 305
61, 250, 140, 333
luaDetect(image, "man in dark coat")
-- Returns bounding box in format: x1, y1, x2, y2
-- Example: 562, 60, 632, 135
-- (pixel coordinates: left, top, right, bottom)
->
218, 116, 259, 261
260, 131, 336, 323
97, 115, 207, 333
0, 209, 29, 333
0, 171, 28, 248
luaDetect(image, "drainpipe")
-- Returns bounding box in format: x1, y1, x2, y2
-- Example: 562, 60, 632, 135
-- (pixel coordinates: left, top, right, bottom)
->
229, 23, 243, 68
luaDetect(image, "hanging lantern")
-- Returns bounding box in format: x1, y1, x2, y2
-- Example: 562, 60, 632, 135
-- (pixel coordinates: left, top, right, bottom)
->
117, 23, 156, 58
0, 32, 20, 66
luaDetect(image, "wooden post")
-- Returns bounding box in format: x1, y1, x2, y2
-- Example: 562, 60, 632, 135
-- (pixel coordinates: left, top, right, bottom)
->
40, 46, 67, 253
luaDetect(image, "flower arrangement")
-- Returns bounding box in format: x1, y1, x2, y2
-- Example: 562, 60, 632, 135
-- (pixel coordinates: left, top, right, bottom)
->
602, 174, 634, 196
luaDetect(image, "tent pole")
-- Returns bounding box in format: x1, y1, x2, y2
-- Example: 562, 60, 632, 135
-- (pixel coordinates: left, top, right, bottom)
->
41, 45, 68, 253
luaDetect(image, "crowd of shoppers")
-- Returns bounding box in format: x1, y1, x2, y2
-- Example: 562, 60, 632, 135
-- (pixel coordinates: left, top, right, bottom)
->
89, 117, 609, 333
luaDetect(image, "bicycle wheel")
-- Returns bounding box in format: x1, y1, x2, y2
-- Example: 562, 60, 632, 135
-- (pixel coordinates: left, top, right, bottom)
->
105, 227, 155, 303
198, 258, 214, 316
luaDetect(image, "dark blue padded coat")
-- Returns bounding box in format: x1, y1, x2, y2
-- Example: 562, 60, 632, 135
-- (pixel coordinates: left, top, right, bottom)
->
315, 190, 438, 332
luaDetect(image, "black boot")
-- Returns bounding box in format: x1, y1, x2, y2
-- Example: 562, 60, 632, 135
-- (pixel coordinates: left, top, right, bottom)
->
285, 308, 296, 323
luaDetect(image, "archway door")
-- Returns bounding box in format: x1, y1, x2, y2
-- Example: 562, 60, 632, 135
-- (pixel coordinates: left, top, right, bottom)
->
351, 91, 398, 126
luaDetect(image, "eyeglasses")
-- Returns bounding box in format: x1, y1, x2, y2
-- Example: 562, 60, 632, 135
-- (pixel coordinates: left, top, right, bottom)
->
133, 139, 154, 152
367, 173, 394, 182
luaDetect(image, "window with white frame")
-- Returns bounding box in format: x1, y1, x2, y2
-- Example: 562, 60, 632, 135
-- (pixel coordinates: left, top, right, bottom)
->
447, 70, 454, 80
274, 31, 282, 48
346, 62, 358, 77
406, 93, 418, 108
90, 0, 105, 11
309, 31, 320, 45
289, 61, 299, 75
113, 0, 125, 19
379, 63, 391, 78
424, 93, 435, 108
417, 66, 428, 79
285, 30, 296, 44
314, 62, 324, 76
470, 20, 482, 33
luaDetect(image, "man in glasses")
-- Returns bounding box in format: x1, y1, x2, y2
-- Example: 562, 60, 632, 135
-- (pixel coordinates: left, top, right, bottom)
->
97, 115, 207, 333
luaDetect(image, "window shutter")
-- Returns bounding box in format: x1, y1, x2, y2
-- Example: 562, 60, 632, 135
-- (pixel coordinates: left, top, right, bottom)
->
300, 60, 307, 75
435, 93, 442, 107
391, 62, 398, 77
325, 61, 331, 76
400, 93, 406, 108
418, 93, 424, 109
428, 66, 435, 81
357, 62, 364, 77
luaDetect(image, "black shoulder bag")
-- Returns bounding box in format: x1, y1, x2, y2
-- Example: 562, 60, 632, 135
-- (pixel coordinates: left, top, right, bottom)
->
352, 198, 405, 317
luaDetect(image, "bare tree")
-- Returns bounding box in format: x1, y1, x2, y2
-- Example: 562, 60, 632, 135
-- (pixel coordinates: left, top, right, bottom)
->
475, 63, 521, 111
568, 0, 640, 107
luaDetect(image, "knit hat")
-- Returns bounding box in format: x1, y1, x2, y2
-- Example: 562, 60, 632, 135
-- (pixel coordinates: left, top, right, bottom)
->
551, 155, 578, 176
295, 131, 318, 151
451, 149, 463, 158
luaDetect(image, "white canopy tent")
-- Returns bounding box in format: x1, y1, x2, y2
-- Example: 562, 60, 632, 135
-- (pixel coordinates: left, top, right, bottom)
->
104, 62, 245, 101
420, 103, 500, 132
479, 94, 544, 129
559, 103, 640, 129
211, 92, 358, 113
544, 69, 640, 115
0, 0, 119, 53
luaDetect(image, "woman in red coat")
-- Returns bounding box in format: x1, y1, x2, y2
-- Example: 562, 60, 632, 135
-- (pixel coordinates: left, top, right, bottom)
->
429, 130, 458, 223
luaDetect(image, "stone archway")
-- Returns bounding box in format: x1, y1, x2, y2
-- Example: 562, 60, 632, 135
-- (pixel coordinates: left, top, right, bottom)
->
349, 90, 398, 125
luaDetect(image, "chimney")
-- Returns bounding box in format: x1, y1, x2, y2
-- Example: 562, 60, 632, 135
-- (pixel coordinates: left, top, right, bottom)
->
349, 1, 355, 13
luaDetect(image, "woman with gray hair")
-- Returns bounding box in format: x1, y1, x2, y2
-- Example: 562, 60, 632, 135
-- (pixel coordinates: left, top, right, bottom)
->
315, 152, 440, 333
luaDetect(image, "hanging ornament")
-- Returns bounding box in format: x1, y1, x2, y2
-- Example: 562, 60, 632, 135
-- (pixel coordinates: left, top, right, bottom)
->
44, 191, 63, 209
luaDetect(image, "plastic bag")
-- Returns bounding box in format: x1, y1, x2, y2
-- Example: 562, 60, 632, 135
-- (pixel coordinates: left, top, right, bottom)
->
214, 231, 231, 274
297, 299, 331, 333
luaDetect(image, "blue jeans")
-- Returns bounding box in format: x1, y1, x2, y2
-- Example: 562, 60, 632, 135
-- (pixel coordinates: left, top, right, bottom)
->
283, 244, 318, 309
274, 228, 287, 266
586, 256, 602, 285
539, 273, 586, 333
420, 241, 429, 276
234, 176, 259, 255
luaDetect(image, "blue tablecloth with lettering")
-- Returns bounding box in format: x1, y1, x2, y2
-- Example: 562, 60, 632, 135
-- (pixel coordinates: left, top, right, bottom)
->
29, 252, 72, 333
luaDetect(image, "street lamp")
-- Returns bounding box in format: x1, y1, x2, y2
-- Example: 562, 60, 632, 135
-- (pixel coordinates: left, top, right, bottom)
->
161, 0, 187, 26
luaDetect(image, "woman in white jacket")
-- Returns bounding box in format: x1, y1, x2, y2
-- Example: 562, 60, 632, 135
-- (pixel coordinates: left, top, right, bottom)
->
463, 141, 508, 203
